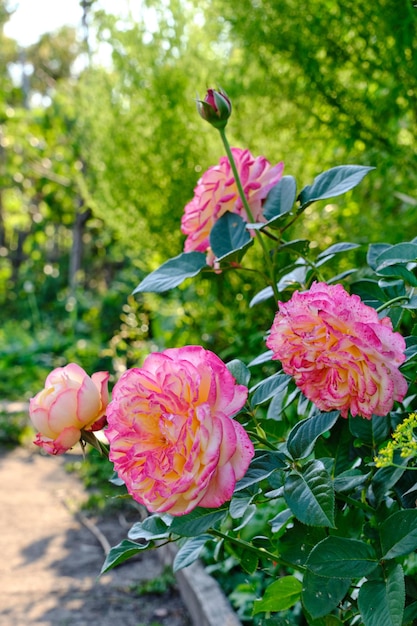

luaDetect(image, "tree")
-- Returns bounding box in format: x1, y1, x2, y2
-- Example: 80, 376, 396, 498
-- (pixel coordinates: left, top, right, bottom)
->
202, 0, 417, 245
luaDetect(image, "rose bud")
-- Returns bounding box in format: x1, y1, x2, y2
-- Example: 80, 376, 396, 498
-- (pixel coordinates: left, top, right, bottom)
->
197, 87, 232, 129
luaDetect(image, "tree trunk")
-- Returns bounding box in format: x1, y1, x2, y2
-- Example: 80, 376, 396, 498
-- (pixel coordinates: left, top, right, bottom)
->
69, 205, 91, 295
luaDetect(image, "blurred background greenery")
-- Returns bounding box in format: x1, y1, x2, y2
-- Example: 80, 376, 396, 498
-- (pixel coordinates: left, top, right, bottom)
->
0, 0, 416, 414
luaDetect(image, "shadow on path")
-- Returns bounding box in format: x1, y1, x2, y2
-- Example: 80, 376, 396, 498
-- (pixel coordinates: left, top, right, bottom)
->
0, 445, 191, 626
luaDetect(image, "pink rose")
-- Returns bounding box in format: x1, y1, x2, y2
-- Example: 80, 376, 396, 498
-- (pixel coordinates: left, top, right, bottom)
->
266, 282, 407, 419
106, 346, 254, 516
181, 148, 284, 265
29, 363, 109, 455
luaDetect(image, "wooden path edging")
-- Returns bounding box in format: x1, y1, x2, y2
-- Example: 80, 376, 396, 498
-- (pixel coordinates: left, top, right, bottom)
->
160, 543, 243, 626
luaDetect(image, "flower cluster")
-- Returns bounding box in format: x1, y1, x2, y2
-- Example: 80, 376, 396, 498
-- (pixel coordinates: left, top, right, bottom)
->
181, 147, 284, 265
106, 346, 254, 515
266, 282, 407, 419
375, 412, 417, 467
29, 363, 109, 455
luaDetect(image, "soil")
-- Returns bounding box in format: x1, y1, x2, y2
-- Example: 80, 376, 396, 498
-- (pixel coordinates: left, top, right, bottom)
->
0, 444, 192, 626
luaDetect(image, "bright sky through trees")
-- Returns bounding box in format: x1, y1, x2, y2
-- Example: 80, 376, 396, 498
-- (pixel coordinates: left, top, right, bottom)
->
4, 0, 82, 44
4, 0, 146, 45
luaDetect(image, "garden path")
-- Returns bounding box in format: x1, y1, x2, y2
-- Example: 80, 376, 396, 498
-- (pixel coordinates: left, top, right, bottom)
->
0, 443, 191, 626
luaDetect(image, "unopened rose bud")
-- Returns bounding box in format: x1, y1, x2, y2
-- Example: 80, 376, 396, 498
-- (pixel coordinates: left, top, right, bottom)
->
197, 88, 232, 129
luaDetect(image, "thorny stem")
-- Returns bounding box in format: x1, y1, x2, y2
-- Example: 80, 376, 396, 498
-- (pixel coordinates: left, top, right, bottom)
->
208, 528, 305, 573
218, 128, 280, 302
376, 295, 410, 313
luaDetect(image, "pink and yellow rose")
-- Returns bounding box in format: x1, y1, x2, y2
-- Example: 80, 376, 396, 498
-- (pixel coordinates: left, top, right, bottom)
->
181, 148, 284, 265
106, 346, 254, 516
266, 282, 407, 419
29, 363, 109, 455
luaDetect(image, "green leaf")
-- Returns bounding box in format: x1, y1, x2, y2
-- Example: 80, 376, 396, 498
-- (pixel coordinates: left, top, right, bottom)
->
350, 279, 387, 309
307, 617, 344, 626
252, 576, 302, 615
287, 411, 340, 460
284, 460, 335, 527
328, 269, 358, 283
302, 569, 351, 619
298, 165, 374, 208
226, 359, 251, 387
306, 536, 378, 578
375, 242, 417, 270
280, 522, 327, 567
371, 461, 407, 506
403, 600, 417, 625
263, 175, 297, 224
349, 414, 390, 446
329, 420, 355, 475
316, 242, 360, 260
232, 544, 259, 575
358, 564, 405, 626
233, 504, 257, 532
376, 264, 417, 287
250, 285, 275, 307
248, 350, 274, 366
235, 450, 287, 492
278, 239, 310, 256
378, 278, 405, 299
100, 539, 150, 574
367, 243, 391, 270
133, 252, 206, 293
229, 492, 255, 519
405, 336, 417, 361
402, 294, 417, 309
277, 264, 308, 291
210, 212, 252, 260
269, 508, 293, 534
128, 515, 170, 541
380, 510, 417, 559
266, 388, 287, 420
333, 469, 369, 494
173, 534, 211, 571
169, 507, 227, 537
250, 372, 291, 405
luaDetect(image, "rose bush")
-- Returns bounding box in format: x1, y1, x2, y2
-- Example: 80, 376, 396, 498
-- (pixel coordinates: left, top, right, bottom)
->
29, 363, 109, 455
29, 88, 417, 626
105, 346, 254, 515
181, 147, 284, 265
266, 281, 407, 419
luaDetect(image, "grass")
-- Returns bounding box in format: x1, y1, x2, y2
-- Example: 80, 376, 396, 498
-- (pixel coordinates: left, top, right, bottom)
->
130, 567, 177, 597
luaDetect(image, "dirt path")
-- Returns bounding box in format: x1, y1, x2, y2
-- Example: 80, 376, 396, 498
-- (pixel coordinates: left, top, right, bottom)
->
0, 444, 191, 626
